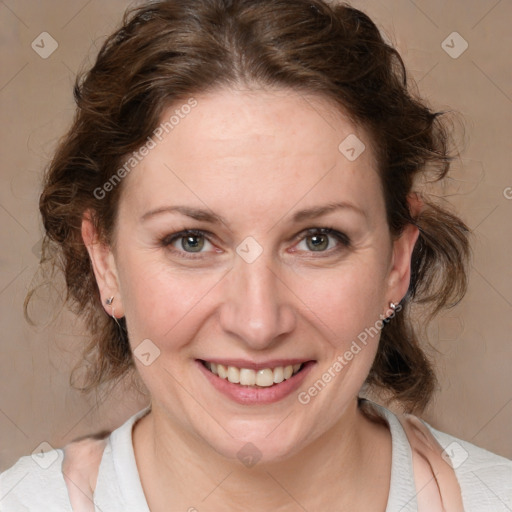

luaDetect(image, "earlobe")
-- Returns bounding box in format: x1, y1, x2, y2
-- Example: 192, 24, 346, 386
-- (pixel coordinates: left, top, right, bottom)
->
81, 211, 124, 318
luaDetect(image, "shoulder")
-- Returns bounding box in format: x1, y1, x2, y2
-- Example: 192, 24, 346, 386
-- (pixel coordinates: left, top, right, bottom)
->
0, 449, 72, 511
423, 421, 512, 511
1, 407, 151, 512
362, 399, 512, 511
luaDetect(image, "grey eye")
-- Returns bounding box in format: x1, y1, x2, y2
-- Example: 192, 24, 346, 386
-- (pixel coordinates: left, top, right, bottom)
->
180, 234, 205, 252
305, 233, 330, 251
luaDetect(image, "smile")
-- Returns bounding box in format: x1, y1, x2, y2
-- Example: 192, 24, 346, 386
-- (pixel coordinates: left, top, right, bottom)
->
201, 360, 304, 387
197, 359, 316, 405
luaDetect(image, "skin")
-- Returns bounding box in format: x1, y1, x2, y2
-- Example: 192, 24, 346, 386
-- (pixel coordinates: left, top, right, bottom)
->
82, 87, 419, 511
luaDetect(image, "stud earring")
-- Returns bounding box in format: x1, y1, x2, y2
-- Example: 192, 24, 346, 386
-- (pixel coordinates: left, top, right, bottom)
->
389, 302, 398, 310
105, 295, 123, 329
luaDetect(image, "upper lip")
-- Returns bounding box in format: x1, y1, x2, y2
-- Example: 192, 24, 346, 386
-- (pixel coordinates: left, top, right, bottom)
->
198, 358, 314, 371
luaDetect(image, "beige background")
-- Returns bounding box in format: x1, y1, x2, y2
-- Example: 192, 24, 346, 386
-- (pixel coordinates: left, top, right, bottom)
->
0, 0, 511, 472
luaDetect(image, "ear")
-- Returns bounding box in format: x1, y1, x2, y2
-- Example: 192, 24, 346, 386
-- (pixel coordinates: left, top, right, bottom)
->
385, 194, 422, 306
81, 210, 124, 318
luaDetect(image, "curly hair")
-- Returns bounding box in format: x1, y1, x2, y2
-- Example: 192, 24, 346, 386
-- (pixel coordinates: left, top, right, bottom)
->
27, 0, 470, 413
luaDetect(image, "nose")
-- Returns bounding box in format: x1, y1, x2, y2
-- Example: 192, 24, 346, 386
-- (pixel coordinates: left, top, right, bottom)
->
218, 251, 297, 350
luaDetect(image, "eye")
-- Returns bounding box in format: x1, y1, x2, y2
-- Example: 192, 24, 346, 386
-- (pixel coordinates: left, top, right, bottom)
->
293, 228, 350, 255
161, 229, 217, 259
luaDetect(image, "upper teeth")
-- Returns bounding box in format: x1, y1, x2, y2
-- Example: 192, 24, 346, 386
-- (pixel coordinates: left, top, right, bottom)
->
205, 362, 303, 387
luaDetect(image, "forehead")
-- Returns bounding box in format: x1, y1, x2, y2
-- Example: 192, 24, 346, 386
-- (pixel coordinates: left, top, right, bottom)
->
119, 87, 382, 224
159, 88, 368, 162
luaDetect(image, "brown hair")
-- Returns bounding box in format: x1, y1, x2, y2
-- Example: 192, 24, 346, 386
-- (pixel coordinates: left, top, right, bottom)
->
28, 0, 470, 413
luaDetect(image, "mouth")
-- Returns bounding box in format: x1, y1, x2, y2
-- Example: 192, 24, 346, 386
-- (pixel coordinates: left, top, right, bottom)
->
196, 358, 316, 405
199, 359, 307, 387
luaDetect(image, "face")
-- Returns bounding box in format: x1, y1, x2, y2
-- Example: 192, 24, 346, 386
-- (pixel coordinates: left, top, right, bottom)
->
84, 87, 417, 463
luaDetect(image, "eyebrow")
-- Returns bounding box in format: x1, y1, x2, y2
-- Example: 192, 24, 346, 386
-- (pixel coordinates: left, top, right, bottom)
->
290, 201, 365, 222
140, 205, 228, 224
140, 201, 365, 225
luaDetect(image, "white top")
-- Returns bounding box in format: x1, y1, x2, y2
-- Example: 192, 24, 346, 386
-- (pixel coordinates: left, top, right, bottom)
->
1, 401, 511, 511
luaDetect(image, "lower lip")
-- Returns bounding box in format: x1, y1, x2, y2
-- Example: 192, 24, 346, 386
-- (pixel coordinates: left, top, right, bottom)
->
196, 360, 316, 405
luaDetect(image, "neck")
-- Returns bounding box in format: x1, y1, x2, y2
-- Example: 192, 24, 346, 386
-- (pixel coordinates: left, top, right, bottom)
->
133, 399, 391, 511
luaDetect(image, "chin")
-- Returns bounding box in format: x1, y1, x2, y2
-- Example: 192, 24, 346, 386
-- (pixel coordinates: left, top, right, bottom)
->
197, 414, 314, 466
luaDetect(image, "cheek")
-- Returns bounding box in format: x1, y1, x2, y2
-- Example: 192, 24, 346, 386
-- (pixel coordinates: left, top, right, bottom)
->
117, 253, 220, 348
299, 259, 388, 341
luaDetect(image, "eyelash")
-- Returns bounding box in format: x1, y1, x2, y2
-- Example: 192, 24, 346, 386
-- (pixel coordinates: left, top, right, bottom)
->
160, 227, 351, 260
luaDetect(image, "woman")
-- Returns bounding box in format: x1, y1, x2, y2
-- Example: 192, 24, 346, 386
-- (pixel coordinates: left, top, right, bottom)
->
1, 0, 510, 510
